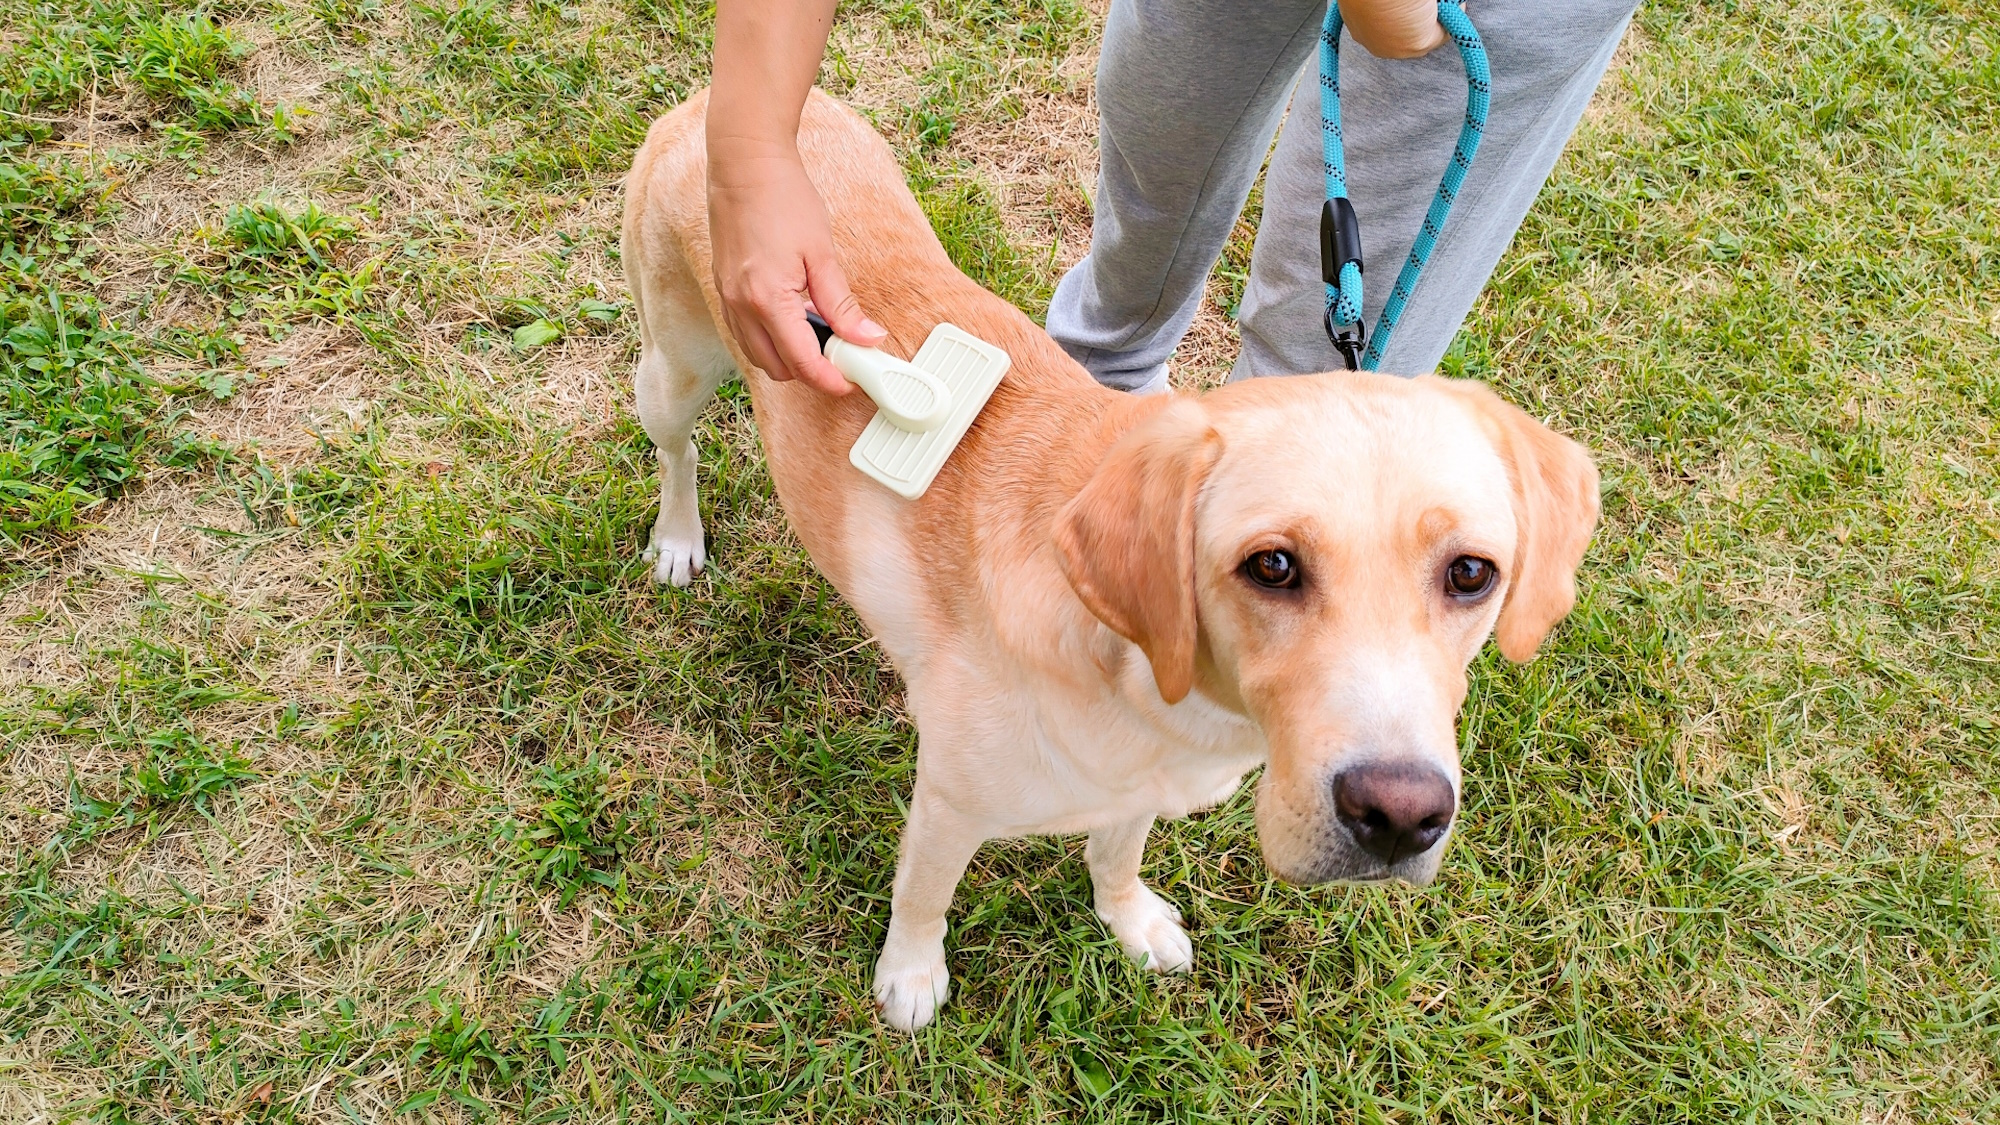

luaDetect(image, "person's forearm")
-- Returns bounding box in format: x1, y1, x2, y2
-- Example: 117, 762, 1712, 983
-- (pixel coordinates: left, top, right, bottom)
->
707, 0, 840, 181
1339, 0, 1447, 59
703, 0, 881, 393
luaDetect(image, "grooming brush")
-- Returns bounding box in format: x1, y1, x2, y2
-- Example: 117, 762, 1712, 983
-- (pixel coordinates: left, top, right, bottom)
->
806, 312, 1012, 501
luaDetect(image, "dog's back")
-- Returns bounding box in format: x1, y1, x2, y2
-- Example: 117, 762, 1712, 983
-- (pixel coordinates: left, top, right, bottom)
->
621, 90, 1140, 625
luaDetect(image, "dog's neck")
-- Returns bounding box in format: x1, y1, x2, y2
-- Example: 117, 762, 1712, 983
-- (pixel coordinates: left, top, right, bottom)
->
915, 286, 1165, 556
910, 279, 1165, 483
898, 287, 1258, 719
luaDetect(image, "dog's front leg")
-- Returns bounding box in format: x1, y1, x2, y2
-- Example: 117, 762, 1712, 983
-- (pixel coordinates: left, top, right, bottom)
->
874, 784, 984, 1032
1086, 816, 1193, 972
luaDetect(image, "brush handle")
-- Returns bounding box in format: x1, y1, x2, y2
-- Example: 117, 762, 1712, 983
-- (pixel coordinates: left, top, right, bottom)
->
805, 312, 952, 431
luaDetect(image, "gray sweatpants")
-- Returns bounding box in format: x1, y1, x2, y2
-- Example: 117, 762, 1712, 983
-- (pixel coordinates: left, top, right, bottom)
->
1045, 0, 1639, 388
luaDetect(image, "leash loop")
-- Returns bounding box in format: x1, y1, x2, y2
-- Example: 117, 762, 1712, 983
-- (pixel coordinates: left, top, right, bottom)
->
1319, 0, 1490, 372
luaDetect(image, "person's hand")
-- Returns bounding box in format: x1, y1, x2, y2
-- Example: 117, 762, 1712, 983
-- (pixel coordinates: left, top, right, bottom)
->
707, 144, 886, 395
705, 0, 880, 394
1339, 0, 1449, 59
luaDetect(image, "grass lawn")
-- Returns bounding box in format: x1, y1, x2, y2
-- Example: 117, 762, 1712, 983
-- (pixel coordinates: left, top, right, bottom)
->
3, 0, 1998, 1120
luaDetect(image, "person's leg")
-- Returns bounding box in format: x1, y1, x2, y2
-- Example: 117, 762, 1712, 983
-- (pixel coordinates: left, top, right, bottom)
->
1047, 0, 1327, 393
1235, 0, 1639, 380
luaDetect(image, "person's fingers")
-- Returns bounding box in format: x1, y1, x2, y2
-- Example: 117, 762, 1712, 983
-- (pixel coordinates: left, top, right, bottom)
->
804, 251, 886, 347
761, 293, 853, 396
723, 280, 851, 393
725, 305, 792, 383
1340, 0, 1447, 58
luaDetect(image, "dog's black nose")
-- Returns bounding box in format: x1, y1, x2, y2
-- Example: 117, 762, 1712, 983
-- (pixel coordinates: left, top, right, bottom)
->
1333, 762, 1456, 864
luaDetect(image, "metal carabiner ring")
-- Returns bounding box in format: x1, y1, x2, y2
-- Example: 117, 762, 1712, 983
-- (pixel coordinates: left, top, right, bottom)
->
1324, 305, 1365, 371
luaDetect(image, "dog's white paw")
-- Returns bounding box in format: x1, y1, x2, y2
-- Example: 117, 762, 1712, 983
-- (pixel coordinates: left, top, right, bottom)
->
874, 943, 950, 1032
642, 534, 705, 587
1096, 883, 1193, 973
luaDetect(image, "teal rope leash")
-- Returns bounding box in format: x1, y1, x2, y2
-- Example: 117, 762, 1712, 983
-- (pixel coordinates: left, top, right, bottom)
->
1320, 0, 1490, 371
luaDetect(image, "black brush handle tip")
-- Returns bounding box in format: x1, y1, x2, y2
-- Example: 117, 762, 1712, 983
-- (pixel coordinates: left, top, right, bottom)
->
803, 310, 835, 353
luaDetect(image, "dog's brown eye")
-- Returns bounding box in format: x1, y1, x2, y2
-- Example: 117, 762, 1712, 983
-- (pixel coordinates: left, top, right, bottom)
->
1244, 549, 1300, 590
1446, 555, 1496, 598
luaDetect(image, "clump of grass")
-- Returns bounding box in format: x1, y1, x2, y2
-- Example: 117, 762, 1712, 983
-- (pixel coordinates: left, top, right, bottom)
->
185, 198, 383, 322
623, 938, 713, 1021
0, 278, 227, 557
0, 288, 158, 545
0, 13, 257, 560
400, 994, 527, 1115
0, 2, 273, 143
0, 145, 156, 552
119, 10, 264, 131
411, 0, 521, 67
0, 152, 144, 550
504, 756, 645, 906
224, 199, 358, 263
308, 0, 384, 40
0, 885, 164, 1012
0, 145, 104, 248
125, 728, 255, 813
66, 727, 256, 842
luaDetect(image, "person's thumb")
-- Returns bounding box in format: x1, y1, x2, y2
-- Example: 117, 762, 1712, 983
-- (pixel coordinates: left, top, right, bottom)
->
805, 252, 887, 347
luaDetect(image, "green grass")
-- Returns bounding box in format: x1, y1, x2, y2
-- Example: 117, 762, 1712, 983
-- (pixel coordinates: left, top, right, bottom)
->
0, 0, 281, 557
2, 0, 1997, 1121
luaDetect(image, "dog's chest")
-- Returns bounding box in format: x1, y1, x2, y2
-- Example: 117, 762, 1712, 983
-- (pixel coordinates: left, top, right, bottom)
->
962, 683, 1269, 835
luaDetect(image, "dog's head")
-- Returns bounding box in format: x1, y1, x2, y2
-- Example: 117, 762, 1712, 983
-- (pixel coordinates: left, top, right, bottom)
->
1056, 373, 1599, 886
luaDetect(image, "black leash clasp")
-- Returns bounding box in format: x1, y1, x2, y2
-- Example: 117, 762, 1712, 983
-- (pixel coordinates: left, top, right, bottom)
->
1324, 307, 1365, 371
1320, 197, 1365, 370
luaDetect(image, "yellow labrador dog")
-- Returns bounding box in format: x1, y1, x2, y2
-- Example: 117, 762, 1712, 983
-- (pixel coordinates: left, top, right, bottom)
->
623, 90, 1599, 1031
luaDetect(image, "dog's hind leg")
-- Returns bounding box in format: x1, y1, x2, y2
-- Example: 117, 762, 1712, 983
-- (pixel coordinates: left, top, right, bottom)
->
874, 783, 985, 1032
632, 277, 734, 587
1087, 816, 1193, 972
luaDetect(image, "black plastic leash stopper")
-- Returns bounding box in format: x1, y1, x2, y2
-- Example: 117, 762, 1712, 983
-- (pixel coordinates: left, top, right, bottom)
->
1320, 197, 1363, 287
1319, 198, 1366, 369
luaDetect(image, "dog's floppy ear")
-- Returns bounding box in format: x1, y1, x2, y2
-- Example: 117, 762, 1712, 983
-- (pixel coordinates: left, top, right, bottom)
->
1437, 378, 1600, 662
1055, 399, 1222, 704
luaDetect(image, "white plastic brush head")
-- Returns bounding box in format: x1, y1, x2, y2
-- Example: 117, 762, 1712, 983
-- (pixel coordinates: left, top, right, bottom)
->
848, 322, 1011, 500
806, 311, 952, 431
